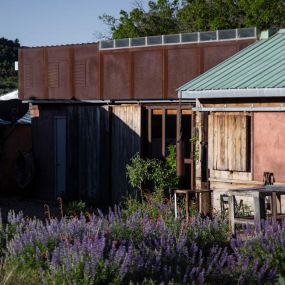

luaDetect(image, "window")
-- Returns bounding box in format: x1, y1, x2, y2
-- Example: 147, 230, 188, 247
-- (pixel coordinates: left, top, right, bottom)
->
208, 113, 251, 172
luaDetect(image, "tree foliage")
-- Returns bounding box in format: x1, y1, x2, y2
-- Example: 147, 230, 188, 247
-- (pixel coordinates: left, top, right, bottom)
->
0, 37, 20, 95
100, 0, 180, 39
100, 0, 285, 39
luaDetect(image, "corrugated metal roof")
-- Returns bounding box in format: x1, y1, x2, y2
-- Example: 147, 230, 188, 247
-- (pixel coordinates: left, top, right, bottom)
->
0, 90, 18, 100
179, 29, 285, 93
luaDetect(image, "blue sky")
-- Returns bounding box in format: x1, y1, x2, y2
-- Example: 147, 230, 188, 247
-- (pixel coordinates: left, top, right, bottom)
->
0, 0, 146, 47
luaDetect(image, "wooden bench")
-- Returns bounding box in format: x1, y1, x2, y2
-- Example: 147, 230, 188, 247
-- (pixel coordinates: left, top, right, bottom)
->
228, 186, 285, 234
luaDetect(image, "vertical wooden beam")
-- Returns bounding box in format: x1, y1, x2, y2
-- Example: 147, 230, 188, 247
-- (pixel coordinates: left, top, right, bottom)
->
249, 114, 253, 173
148, 109, 152, 156
176, 109, 179, 142
185, 191, 189, 221
108, 105, 113, 205
229, 195, 236, 235
200, 111, 211, 216
271, 192, 277, 223
252, 113, 254, 176
162, 109, 166, 158
191, 112, 196, 190
201, 112, 209, 185
254, 194, 266, 228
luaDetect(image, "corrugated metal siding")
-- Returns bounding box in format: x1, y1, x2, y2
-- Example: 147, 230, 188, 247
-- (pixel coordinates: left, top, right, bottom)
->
180, 29, 285, 92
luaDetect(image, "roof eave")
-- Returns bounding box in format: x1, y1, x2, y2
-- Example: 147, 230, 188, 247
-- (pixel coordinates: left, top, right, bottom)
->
181, 88, 285, 99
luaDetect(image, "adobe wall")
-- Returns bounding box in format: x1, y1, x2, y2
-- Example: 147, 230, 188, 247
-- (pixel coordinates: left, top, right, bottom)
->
253, 112, 285, 183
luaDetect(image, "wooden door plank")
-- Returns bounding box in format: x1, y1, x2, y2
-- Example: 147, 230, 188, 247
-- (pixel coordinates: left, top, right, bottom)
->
208, 114, 214, 169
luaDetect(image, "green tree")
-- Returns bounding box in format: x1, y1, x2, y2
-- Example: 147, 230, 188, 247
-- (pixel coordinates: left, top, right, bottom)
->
0, 37, 20, 95
178, 0, 243, 32
100, 0, 285, 39
238, 0, 285, 30
100, 0, 180, 39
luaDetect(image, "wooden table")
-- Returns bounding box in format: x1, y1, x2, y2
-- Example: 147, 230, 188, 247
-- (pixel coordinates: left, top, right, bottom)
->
228, 186, 285, 234
174, 188, 213, 220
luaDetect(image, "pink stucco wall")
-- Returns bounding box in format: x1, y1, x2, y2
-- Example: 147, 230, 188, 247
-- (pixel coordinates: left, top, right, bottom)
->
254, 112, 285, 182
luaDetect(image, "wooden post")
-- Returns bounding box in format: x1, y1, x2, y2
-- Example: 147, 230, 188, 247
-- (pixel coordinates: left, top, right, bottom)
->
174, 191, 178, 219
200, 112, 211, 216
162, 109, 166, 158
191, 112, 196, 190
186, 191, 189, 221
254, 195, 266, 229
228, 195, 236, 235
271, 192, 277, 223
147, 109, 152, 156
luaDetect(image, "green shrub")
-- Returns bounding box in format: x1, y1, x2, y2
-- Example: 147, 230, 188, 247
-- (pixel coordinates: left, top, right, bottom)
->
66, 201, 87, 217
126, 145, 179, 198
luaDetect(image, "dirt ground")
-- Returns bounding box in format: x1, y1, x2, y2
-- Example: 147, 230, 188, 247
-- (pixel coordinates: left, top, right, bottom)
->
0, 194, 61, 222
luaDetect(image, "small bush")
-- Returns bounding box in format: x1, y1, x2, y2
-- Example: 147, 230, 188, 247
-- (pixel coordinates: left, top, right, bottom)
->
65, 200, 87, 217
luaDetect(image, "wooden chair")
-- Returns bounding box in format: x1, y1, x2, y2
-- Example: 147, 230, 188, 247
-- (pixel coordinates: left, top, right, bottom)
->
220, 194, 245, 219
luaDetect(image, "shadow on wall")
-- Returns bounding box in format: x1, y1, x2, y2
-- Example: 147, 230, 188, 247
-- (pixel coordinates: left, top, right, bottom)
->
0, 125, 32, 194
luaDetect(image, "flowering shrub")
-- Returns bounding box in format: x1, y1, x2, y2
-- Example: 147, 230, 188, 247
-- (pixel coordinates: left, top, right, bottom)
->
0, 207, 276, 285
232, 220, 285, 284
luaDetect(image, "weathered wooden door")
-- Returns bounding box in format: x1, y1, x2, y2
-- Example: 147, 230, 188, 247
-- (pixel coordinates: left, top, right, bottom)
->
54, 116, 67, 198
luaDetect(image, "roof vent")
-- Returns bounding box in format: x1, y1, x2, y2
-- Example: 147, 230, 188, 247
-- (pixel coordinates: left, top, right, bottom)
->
259, 28, 278, 40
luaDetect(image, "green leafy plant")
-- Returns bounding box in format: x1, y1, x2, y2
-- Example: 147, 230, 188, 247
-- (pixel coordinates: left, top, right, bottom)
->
190, 136, 199, 161
126, 146, 179, 197
125, 146, 179, 220
126, 154, 151, 201
65, 201, 87, 217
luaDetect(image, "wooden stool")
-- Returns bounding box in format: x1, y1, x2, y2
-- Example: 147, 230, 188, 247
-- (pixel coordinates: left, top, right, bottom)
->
174, 189, 213, 220
174, 189, 191, 220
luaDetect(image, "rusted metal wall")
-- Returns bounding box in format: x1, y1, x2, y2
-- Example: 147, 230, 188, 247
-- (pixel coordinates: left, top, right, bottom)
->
19, 39, 255, 101
253, 112, 285, 183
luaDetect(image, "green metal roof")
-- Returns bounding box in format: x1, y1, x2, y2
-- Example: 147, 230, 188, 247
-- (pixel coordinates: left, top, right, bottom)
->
179, 29, 285, 95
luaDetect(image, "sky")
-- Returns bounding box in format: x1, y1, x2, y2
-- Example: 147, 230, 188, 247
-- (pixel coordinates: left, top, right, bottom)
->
0, 0, 146, 47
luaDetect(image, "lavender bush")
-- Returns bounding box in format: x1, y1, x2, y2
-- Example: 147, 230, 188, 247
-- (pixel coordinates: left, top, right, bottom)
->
232, 220, 285, 283
0, 206, 276, 285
